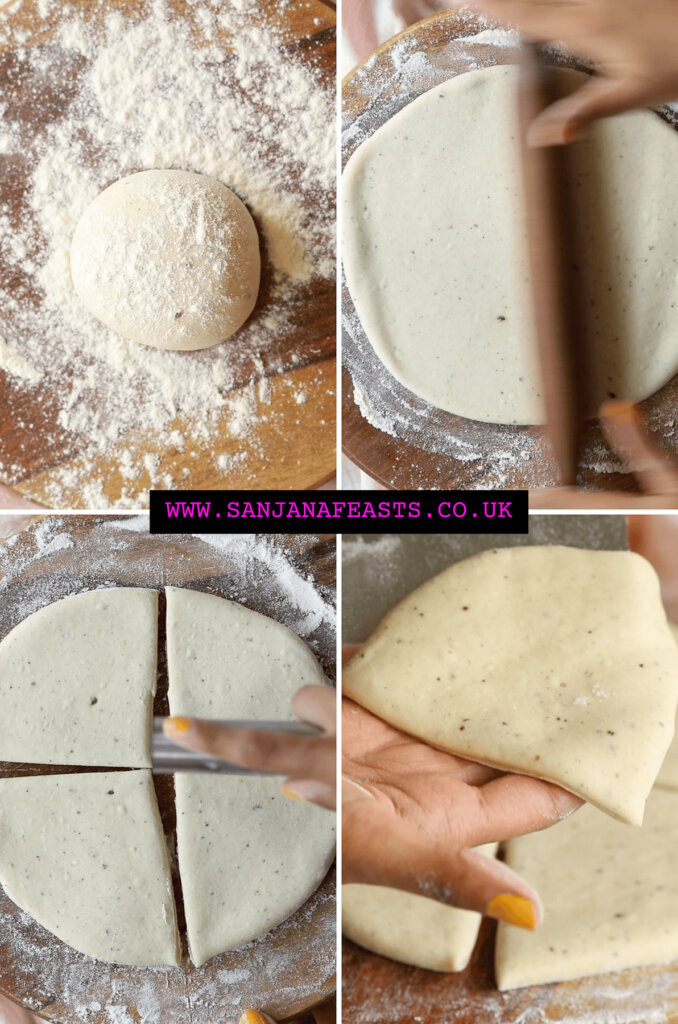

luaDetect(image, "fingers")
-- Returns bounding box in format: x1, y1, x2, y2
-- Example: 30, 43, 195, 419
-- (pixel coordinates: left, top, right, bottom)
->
283, 777, 336, 810
292, 684, 336, 734
344, 795, 541, 928
601, 400, 678, 497
239, 1011, 277, 1024
164, 717, 335, 785
527, 76, 654, 146
470, 773, 583, 845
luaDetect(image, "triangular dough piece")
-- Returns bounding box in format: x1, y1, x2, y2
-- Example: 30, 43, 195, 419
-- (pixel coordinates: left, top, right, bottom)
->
0, 588, 158, 767
343, 547, 678, 825
656, 623, 678, 790
0, 770, 180, 966
166, 587, 336, 966
496, 789, 678, 989
343, 843, 498, 972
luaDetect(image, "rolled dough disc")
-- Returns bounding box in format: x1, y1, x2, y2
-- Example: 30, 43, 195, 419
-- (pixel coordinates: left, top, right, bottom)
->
0, 771, 180, 966
342, 843, 498, 972
71, 169, 260, 351
342, 546, 678, 826
166, 587, 336, 966
0, 588, 158, 767
343, 65, 678, 424
496, 789, 678, 989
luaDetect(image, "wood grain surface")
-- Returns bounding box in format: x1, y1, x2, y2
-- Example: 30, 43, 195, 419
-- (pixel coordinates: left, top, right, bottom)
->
0, 0, 336, 507
0, 517, 336, 1023
341, 6, 678, 495
342, 919, 678, 1024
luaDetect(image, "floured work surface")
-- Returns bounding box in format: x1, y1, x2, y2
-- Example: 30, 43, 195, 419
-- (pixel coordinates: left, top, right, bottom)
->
0, 517, 337, 1023
341, 6, 678, 491
0, 0, 336, 508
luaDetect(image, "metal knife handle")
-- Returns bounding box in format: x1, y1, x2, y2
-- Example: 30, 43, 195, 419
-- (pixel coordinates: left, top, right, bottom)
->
151, 717, 320, 775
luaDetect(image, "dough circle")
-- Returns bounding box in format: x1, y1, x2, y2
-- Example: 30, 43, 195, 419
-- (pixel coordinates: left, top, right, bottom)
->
343, 65, 678, 424
71, 169, 260, 351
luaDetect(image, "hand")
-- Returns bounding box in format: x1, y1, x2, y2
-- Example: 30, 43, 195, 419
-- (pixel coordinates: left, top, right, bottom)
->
341, 649, 582, 929
164, 685, 336, 810
475, 0, 678, 145
531, 401, 678, 508
239, 998, 335, 1024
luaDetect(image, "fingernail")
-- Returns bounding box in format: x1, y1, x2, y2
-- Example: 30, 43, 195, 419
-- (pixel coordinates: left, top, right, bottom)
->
487, 894, 537, 930
281, 786, 304, 800
163, 716, 192, 734
601, 399, 641, 425
240, 1011, 274, 1024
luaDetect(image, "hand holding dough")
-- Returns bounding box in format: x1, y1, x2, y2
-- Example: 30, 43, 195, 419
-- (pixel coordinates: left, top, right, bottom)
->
342, 697, 581, 926
343, 546, 678, 825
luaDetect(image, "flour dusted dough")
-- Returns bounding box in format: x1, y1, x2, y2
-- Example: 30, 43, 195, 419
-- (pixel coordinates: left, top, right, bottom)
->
71, 170, 260, 351
0, 588, 157, 767
656, 622, 678, 789
343, 843, 498, 972
496, 789, 678, 989
343, 547, 678, 825
166, 587, 336, 966
343, 65, 678, 424
0, 770, 180, 966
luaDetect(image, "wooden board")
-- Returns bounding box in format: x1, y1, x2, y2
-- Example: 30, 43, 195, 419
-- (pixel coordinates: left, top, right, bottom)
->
341, 6, 678, 494
0, 0, 336, 507
0, 517, 336, 1023
342, 923, 678, 1024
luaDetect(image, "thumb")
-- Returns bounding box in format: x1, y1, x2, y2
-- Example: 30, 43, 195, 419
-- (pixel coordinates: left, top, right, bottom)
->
527, 76, 651, 147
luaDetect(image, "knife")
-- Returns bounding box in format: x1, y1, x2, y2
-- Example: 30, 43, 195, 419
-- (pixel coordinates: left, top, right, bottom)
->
151, 716, 320, 775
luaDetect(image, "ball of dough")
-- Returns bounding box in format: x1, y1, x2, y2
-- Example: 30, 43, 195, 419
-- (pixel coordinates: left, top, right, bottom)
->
70, 169, 260, 351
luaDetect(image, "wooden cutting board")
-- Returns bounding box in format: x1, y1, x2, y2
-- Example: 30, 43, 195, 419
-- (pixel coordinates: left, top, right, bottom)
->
0, 517, 336, 1023
0, 0, 336, 507
341, 6, 678, 493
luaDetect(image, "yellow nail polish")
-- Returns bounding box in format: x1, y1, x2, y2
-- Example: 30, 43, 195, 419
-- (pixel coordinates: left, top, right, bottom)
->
240, 1010, 270, 1024
487, 894, 536, 930
163, 716, 191, 734
281, 787, 303, 800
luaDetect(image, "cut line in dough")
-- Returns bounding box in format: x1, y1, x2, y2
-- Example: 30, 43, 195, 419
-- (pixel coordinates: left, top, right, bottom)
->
0, 770, 180, 966
166, 587, 336, 966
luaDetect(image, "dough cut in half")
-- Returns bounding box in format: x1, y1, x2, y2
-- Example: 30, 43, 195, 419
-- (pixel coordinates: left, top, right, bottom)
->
343, 546, 678, 825
166, 587, 336, 966
0, 771, 180, 966
0, 588, 158, 767
343, 843, 498, 972
496, 790, 678, 989
71, 169, 260, 351
343, 65, 678, 424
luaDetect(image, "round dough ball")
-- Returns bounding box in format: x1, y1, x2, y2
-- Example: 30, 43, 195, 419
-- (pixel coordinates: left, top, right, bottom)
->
71, 169, 260, 351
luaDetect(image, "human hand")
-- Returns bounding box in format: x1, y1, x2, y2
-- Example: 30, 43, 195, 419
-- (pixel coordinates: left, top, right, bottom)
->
530, 400, 678, 508
164, 685, 336, 810
475, 0, 678, 145
342, 649, 582, 929
239, 997, 335, 1024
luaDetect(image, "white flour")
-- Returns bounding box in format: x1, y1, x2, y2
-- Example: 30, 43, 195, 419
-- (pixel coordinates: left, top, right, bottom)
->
342, 10, 678, 490
0, 0, 334, 507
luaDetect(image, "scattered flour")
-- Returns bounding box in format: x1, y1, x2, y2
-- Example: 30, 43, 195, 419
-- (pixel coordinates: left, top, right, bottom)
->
0, 0, 335, 507
342, 9, 678, 490
0, 516, 336, 1023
